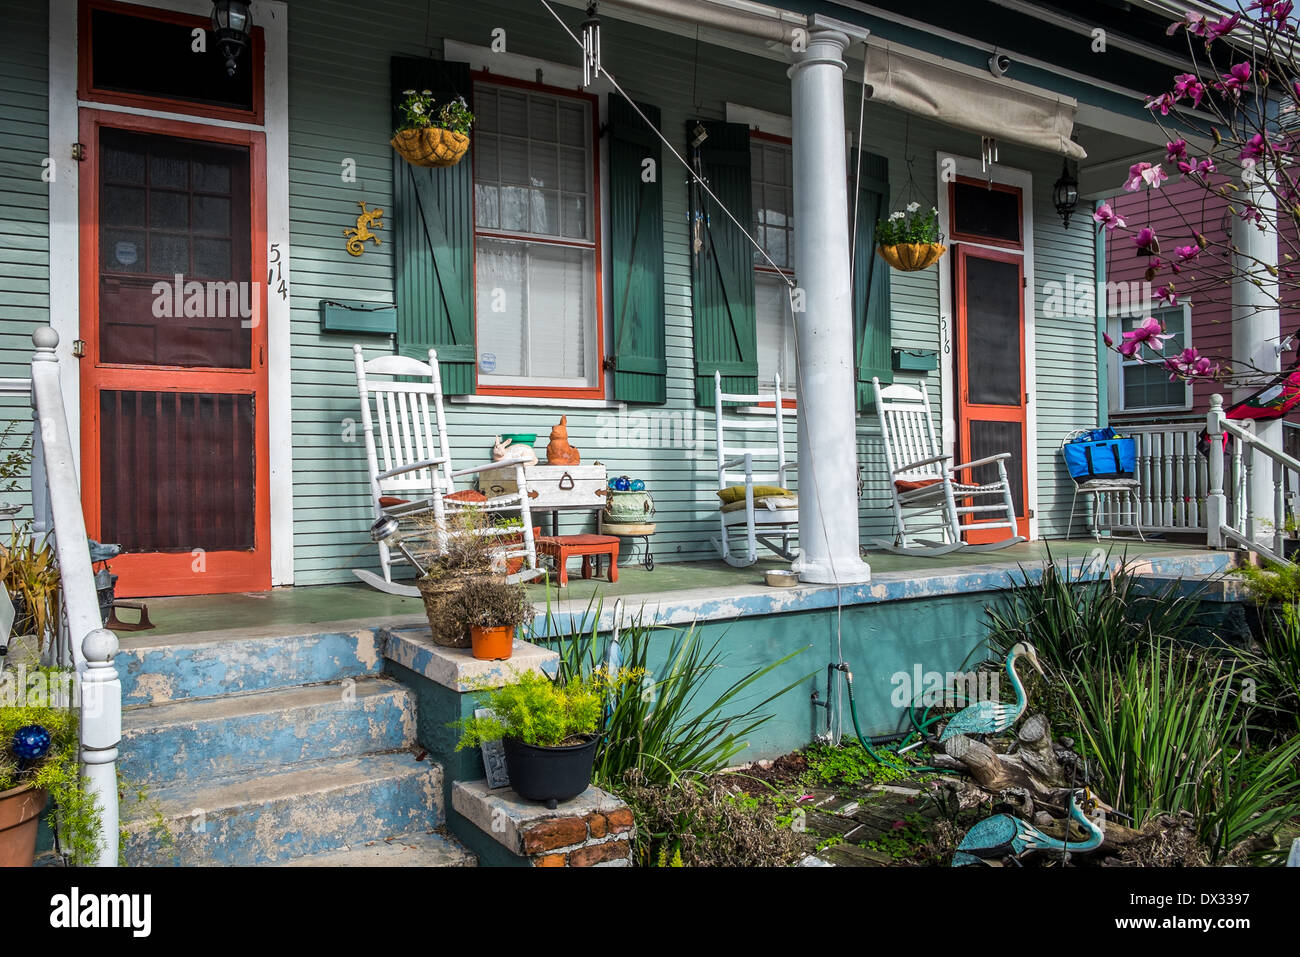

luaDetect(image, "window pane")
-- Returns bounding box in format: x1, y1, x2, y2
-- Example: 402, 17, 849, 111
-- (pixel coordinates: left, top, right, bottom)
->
558, 103, 585, 146
498, 91, 527, 134
559, 147, 586, 192
476, 237, 594, 385
755, 272, 796, 389
529, 97, 557, 141
476, 88, 497, 132
529, 189, 558, 235
529, 143, 557, 188
953, 181, 1021, 244
499, 185, 529, 232
498, 138, 529, 185
750, 139, 795, 269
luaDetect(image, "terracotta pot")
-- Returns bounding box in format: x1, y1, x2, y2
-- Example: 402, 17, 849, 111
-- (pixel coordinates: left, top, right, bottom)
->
0, 785, 49, 867
471, 624, 514, 660
877, 242, 946, 271
390, 127, 470, 168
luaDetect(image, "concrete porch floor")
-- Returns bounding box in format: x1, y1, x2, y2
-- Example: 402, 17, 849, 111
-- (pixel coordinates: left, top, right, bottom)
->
127, 538, 1234, 640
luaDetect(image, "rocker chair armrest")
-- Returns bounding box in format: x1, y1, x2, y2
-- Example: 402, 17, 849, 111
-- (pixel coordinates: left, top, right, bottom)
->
449, 461, 524, 479
377, 456, 448, 480
950, 452, 1012, 472
894, 452, 951, 472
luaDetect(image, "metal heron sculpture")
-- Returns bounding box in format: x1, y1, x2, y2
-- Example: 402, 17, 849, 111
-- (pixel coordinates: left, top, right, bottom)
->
952, 788, 1109, 866
939, 641, 1045, 742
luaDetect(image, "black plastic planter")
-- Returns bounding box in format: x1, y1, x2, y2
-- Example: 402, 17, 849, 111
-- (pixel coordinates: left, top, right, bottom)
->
503, 735, 598, 809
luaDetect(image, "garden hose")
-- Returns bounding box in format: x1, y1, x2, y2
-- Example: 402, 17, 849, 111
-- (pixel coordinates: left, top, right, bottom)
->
835, 664, 958, 776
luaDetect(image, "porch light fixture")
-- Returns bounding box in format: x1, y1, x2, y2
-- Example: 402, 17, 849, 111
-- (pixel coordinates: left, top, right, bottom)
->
210, 0, 252, 77
581, 3, 602, 88
1053, 156, 1080, 229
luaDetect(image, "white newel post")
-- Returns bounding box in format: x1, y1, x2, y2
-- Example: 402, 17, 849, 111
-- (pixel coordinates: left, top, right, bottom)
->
31, 328, 121, 866
1232, 180, 1282, 541
789, 18, 872, 584
1207, 394, 1227, 548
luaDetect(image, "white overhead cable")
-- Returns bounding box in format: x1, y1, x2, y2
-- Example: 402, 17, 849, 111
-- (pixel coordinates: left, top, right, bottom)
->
535, 0, 795, 285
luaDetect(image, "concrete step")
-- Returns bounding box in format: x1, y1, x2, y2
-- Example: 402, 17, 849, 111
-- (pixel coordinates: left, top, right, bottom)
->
115, 626, 384, 705
122, 752, 443, 866
277, 829, 475, 867
119, 678, 415, 788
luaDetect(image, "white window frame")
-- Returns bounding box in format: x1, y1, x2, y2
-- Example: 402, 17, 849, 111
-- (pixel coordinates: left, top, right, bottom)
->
1108, 303, 1194, 414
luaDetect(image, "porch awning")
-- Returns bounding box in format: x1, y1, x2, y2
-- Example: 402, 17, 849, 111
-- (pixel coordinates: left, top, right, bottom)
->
864, 42, 1088, 160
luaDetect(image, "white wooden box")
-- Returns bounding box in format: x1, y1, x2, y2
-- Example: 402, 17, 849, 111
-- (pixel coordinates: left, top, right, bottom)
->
479, 463, 608, 509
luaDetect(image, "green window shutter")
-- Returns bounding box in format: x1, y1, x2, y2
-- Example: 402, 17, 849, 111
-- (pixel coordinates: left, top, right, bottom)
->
854, 151, 892, 411
391, 56, 475, 394
608, 97, 666, 404
689, 120, 757, 407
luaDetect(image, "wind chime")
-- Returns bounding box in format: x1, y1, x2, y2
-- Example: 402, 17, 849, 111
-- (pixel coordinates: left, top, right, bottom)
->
581, 2, 601, 88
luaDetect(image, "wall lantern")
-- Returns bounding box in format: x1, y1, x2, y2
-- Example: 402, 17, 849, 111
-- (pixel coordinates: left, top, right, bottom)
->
211, 0, 253, 77
1053, 156, 1080, 229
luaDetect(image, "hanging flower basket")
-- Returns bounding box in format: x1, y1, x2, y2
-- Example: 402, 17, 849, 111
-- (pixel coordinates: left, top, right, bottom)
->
391, 127, 470, 168
877, 242, 947, 272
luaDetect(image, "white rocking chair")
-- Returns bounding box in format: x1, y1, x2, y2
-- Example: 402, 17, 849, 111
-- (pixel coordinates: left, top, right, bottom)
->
352, 345, 540, 596
711, 370, 800, 567
872, 377, 1025, 555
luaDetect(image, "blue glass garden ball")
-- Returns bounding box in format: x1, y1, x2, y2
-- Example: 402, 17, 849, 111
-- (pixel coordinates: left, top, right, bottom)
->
12, 725, 52, 762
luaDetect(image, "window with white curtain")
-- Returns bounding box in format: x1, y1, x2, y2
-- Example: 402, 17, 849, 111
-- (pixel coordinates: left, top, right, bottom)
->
472, 82, 598, 390
751, 137, 797, 395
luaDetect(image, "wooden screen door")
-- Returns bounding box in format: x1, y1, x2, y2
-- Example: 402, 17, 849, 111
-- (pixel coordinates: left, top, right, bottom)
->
79, 110, 270, 596
953, 244, 1030, 543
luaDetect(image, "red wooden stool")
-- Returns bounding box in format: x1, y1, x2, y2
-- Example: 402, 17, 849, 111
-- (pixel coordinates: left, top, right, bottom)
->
535, 534, 620, 587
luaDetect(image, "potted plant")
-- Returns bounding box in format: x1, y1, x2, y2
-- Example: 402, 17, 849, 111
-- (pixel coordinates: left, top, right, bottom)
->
876, 202, 946, 271
390, 89, 474, 168
413, 507, 497, 648
1, 527, 61, 666
0, 691, 100, 866
453, 574, 532, 661
455, 670, 606, 808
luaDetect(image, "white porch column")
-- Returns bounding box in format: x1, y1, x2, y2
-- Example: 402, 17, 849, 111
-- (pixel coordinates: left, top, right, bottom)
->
1231, 180, 1282, 540
789, 18, 872, 584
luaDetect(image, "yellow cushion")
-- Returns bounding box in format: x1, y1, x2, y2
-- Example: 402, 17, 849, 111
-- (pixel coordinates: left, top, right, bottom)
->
716, 485, 793, 504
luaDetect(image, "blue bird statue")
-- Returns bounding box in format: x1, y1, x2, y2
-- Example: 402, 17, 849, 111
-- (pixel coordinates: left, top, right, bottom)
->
939, 641, 1045, 742
952, 789, 1109, 866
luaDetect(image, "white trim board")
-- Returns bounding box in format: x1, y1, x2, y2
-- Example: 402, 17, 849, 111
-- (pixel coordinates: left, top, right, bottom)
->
934, 153, 1039, 541
47, 0, 295, 586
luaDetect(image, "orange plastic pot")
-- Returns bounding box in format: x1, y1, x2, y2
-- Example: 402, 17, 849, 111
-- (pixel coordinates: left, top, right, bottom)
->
471, 625, 514, 660
0, 785, 48, 867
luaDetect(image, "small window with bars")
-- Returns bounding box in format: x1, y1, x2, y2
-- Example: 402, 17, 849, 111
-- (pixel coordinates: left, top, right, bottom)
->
1115, 304, 1193, 412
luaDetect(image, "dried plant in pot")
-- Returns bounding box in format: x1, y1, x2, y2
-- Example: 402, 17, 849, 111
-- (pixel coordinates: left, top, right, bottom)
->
390, 90, 474, 168
413, 508, 496, 648
454, 574, 533, 661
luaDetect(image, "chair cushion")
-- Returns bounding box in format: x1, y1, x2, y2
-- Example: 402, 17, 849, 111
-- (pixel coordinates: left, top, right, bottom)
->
378, 496, 410, 507
446, 489, 488, 503
894, 478, 941, 493
720, 494, 799, 513
717, 485, 794, 504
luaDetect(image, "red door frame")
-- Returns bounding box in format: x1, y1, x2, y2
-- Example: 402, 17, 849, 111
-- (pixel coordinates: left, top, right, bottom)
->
952, 242, 1031, 544
78, 108, 271, 596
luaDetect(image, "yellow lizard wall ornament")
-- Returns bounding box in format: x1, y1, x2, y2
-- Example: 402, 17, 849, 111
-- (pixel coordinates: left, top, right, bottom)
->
344, 201, 384, 257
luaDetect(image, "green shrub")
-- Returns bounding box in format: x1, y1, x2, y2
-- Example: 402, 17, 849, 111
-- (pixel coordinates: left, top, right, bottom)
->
454, 671, 605, 749
537, 601, 810, 786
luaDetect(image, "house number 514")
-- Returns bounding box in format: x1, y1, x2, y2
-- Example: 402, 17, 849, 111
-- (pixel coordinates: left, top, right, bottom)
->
268, 243, 288, 301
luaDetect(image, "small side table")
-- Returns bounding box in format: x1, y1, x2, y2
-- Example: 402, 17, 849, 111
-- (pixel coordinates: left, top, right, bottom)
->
535, 534, 620, 587
600, 521, 656, 570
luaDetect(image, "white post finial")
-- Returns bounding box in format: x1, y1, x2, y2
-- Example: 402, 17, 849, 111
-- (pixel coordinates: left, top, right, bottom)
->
80, 627, 121, 867
32, 326, 59, 358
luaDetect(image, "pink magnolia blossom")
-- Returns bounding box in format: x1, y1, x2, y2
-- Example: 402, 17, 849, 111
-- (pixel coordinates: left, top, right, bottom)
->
1171, 244, 1200, 274
1196, 157, 1218, 176
1119, 317, 1172, 357
1133, 227, 1160, 254
1173, 73, 1206, 107
1102, 332, 1114, 348
1215, 62, 1252, 97
1177, 158, 1196, 175
1166, 139, 1188, 162
1093, 202, 1126, 231
1207, 13, 1242, 39
1164, 347, 1218, 380
1146, 92, 1177, 115
1155, 285, 1178, 305
1241, 133, 1270, 161
1125, 162, 1168, 191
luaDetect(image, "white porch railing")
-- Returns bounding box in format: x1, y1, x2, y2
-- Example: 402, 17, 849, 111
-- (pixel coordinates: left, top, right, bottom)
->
1206, 393, 1300, 564
3, 328, 120, 866
1096, 421, 1210, 534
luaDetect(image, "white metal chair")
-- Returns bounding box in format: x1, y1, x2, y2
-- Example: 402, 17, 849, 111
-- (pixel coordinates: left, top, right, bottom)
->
1062, 429, 1144, 542
872, 377, 1025, 555
711, 370, 799, 567
352, 345, 540, 595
